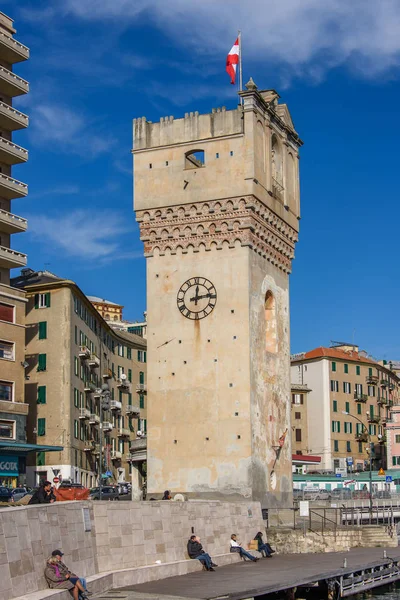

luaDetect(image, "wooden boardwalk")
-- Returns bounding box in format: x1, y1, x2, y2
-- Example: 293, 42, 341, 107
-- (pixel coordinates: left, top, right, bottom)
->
116, 547, 400, 600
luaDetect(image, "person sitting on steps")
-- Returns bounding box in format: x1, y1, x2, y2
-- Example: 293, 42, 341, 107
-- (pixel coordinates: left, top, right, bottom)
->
230, 534, 259, 562
44, 550, 91, 600
254, 531, 275, 558
187, 535, 218, 571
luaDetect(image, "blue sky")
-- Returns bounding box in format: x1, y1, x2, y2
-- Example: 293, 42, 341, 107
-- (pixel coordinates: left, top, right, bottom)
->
6, 0, 400, 359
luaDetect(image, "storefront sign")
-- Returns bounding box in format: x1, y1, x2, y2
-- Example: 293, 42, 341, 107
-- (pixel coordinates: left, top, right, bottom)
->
0, 455, 19, 476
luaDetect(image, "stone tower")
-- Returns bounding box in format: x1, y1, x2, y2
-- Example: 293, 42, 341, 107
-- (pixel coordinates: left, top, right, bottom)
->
133, 80, 302, 506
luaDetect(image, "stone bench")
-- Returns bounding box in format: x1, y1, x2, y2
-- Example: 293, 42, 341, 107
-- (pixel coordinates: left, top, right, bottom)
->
12, 552, 246, 600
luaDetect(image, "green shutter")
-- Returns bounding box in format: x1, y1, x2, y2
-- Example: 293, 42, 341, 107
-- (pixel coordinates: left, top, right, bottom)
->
37, 386, 46, 404
370, 405, 374, 417
369, 367, 372, 376
34, 294, 39, 309
345, 402, 350, 413
332, 421, 335, 433
356, 366, 360, 375
119, 390, 123, 402
38, 321, 47, 339
45, 292, 51, 307
144, 352, 147, 363
338, 421, 340, 433
332, 362, 336, 372
140, 394, 144, 409
357, 403, 362, 415
344, 364, 348, 374
37, 418, 46, 436
74, 420, 78, 439
37, 451, 45, 466
333, 400, 337, 412
127, 348, 131, 359
37, 354, 47, 371
139, 371, 144, 384
144, 419, 147, 433
128, 369, 132, 383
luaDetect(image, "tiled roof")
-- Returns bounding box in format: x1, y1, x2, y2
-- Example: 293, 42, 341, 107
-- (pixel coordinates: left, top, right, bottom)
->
87, 295, 122, 307
292, 346, 377, 365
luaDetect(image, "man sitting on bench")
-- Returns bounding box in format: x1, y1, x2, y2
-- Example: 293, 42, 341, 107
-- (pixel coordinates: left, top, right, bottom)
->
187, 535, 218, 572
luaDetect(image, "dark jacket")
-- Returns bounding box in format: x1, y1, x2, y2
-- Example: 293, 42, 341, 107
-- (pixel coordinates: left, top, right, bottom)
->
44, 563, 74, 590
254, 533, 263, 551
28, 487, 55, 505
187, 540, 204, 559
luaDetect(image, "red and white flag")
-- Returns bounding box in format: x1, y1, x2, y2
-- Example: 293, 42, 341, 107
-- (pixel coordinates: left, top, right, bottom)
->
226, 37, 239, 85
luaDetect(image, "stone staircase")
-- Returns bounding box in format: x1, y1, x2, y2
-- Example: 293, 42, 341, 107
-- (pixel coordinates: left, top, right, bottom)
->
360, 525, 398, 548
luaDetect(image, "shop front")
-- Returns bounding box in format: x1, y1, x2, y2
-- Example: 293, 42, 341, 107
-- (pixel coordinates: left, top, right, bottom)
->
0, 454, 19, 487
0, 442, 63, 487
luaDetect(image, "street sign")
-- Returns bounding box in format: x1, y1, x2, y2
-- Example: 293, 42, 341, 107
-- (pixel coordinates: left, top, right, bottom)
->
53, 477, 60, 484
105, 470, 112, 477
386, 475, 393, 483
378, 468, 385, 476
335, 473, 342, 478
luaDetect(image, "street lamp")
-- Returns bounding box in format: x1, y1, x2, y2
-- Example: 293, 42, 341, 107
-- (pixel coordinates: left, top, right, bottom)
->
96, 383, 111, 501
342, 411, 373, 515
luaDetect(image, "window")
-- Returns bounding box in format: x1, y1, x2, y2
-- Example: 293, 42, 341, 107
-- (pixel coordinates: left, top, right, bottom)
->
144, 351, 147, 363
74, 326, 78, 345
118, 344, 124, 357
74, 357, 79, 377
74, 388, 79, 408
0, 419, 14, 439
344, 364, 348, 374
333, 400, 337, 412
368, 385, 375, 397
230, 151, 234, 156
355, 383, 363, 395
369, 424, 376, 436
356, 423, 363, 435
139, 371, 145, 385
35, 292, 51, 309
0, 340, 14, 360
334, 440, 339, 452
331, 380, 339, 392
265, 291, 277, 353
369, 367, 373, 376
37, 354, 47, 372
0, 380, 12, 402
295, 412, 301, 419
345, 402, 350, 413
74, 420, 78, 439
356, 366, 360, 376
370, 405, 374, 417
119, 390, 123, 403
332, 421, 340, 433
127, 347, 132, 360
344, 422, 352, 434
358, 442, 363, 453
128, 369, 132, 383
37, 386, 46, 404
216, 153, 219, 158
0, 302, 14, 323
346, 441, 351, 452
37, 418, 46, 436
37, 451, 45, 466
357, 403, 362, 415
331, 361, 336, 372
38, 321, 47, 340
185, 149, 205, 169
80, 422, 85, 441
396, 435, 400, 443
295, 429, 302, 442
392, 456, 400, 466
343, 382, 351, 394
292, 394, 304, 405
139, 394, 144, 409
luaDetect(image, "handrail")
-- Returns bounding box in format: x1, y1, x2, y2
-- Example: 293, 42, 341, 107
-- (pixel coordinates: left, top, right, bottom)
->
0, 208, 26, 223
0, 100, 28, 122
0, 171, 28, 189
0, 31, 29, 54
0, 64, 29, 87
0, 136, 28, 155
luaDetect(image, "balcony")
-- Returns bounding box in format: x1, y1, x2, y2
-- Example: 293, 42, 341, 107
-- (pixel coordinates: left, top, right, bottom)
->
88, 353, 100, 368
79, 408, 90, 420
83, 442, 95, 452
126, 405, 140, 418
0, 31, 29, 63
366, 375, 379, 385
354, 393, 368, 403
0, 65, 29, 97
0, 172, 28, 199
79, 345, 90, 359
117, 427, 130, 438
381, 380, 389, 388
84, 381, 96, 393
389, 382, 395, 391
102, 421, 113, 432
378, 397, 388, 405
102, 369, 113, 380
129, 437, 147, 461
136, 383, 147, 394
0, 209, 27, 234
0, 245, 26, 269
0, 101, 28, 131
367, 415, 380, 424
111, 450, 122, 460
0, 136, 28, 165
271, 176, 284, 202
110, 400, 122, 412
355, 432, 368, 443
93, 444, 101, 455
117, 378, 131, 392
89, 413, 100, 425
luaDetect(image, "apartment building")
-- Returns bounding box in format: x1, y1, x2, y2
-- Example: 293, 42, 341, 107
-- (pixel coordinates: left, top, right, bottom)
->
0, 13, 31, 485
291, 344, 400, 472
291, 383, 311, 456
11, 269, 147, 490
88, 296, 123, 322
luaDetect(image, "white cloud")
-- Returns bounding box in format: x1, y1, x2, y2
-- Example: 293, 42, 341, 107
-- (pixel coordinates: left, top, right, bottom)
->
26, 210, 139, 262
25, 0, 400, 81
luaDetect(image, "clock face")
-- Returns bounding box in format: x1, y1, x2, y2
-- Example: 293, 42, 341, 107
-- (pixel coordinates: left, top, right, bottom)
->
177, 277, 217, 320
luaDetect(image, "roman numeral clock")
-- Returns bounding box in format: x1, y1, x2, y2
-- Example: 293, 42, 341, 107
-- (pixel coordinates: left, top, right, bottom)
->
177, 277, 217, 320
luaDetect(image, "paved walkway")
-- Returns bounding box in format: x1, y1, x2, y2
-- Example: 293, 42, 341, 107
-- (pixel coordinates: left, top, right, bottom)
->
115, 547, 400, 600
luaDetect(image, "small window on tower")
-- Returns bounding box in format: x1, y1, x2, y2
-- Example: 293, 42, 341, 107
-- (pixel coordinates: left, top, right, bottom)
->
185, 149, 205, 169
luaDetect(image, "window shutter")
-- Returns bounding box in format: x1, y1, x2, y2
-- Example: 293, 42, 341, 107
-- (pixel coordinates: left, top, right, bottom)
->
338, 421, 340, 433
45, 292, 51, 307
38, 418, 46, 436
34, 294, 39, 309
332, 421, 335, 433
119, 390, 123, 403
37, 451, 45, 466
140, 394, 144, 409
128, 369, 132, 383
37, 386, 46, 404
144, 419, 147, 433
140, 371, 144, 384
38, 321, 47, 340
144, 352, 147, 363
38, 354, 47, 371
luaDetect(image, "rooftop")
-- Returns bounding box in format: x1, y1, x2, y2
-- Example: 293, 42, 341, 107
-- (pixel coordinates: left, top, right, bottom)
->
87, 295, 123, 307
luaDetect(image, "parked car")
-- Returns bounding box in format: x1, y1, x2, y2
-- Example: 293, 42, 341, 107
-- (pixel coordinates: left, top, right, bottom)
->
11, 487, 29, 502
118, 483, 129, 495
330, 488, 352, 500
89, 486, 119, 501
0, 487, 12, 502
59, 482, 85, 489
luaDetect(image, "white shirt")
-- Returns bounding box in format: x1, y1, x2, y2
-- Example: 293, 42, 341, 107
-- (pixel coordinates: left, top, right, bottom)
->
230, 539, 240, 547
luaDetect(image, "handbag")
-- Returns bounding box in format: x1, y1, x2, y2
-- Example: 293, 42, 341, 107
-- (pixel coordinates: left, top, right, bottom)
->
248, 540, 258, 551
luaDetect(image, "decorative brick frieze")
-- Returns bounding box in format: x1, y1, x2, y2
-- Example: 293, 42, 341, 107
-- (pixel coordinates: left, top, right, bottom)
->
136, 197, 298, 273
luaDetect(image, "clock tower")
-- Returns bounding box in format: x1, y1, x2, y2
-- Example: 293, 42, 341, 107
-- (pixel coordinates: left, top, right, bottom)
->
133, 80, 302, 507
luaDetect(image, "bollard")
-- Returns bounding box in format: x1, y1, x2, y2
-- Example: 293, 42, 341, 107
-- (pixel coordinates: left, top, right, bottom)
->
383, 550, 387, 559
343, 558, 348, 568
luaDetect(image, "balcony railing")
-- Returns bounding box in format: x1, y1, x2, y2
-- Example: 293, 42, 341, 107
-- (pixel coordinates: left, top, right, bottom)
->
378, 397, 388, 405
79, 408, 90, 420
0, 245, 27, 269
111, 450, 122, 460
88, 353, 100, 368
130, 437, 147, 452
0, 136, 28, 164
110, 400, 122, 412
79, 345, 90, 358
0, 31, 29, 62
126, 405, 140, 417
0, 64, 29, 96
136, 383, 147, 394
102, 421, 113, 432
117, 378, 131, 392
0, 100, 28, 130
381, 380, 389, 388
83, 442, 95, 452
355, 432, 368, 442
102, 369, 113, 380
354, 393, 368, 403
117, 427, 130, 438
389, 382, 395, 391
0, 208, 27, 234
84, 381, 96, 393
0, 172, 28, 199
367, 416, 380, 424
366, 375, 379, 384
89, 414, 100, 425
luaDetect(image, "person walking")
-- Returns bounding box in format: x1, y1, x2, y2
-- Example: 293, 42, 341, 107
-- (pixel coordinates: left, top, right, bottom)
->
254, 531, 275, 558
29, 481, 56, 504
230, 534, 259, 562
187, 535, 218, 571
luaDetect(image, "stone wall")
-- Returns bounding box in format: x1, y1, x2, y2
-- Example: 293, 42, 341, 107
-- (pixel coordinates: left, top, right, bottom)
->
0, 500, 264, 600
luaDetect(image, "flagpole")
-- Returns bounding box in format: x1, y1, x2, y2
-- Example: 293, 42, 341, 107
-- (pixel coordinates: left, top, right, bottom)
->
238, 30, 243, 105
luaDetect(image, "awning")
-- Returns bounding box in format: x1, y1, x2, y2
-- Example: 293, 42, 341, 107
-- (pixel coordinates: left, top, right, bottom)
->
0, 441, 63, 455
